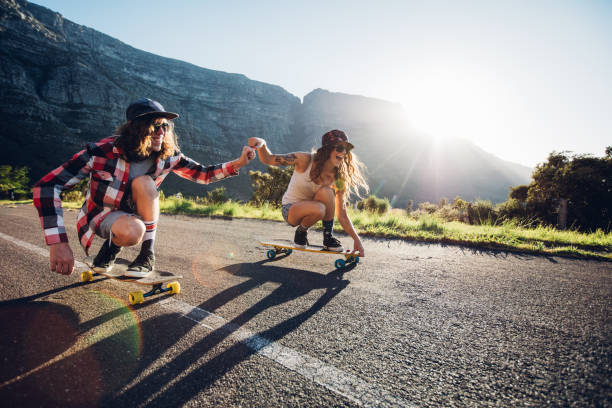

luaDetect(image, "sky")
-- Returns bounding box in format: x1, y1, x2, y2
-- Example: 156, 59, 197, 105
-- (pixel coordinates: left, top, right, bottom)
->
29, 0, 612, 168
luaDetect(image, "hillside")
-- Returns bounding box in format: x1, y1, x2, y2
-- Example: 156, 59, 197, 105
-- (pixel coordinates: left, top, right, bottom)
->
0, 0, 531, 205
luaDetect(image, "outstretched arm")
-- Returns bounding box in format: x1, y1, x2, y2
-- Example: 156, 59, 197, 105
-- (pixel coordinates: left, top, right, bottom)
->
172, 145, 255, 184
248, 137, 309, 169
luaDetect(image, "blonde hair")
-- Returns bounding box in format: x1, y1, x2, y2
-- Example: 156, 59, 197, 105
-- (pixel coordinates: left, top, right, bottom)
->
311, 144, 369, 199
114, 117, 179, 161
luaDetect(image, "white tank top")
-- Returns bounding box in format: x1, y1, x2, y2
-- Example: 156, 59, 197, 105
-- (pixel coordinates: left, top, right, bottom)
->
282, 158, 321, 205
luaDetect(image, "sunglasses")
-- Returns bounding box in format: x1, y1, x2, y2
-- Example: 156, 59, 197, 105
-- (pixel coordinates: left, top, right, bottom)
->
152, 122, 170, 132
334, 144, 353, 153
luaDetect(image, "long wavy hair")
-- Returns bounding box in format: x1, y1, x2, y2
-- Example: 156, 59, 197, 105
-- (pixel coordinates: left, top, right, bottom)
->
310, 143, 369, 199
114, 116, 179, 161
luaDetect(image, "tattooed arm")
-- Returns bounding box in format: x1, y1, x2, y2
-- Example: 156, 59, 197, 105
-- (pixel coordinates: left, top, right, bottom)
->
248, 137, 310, 171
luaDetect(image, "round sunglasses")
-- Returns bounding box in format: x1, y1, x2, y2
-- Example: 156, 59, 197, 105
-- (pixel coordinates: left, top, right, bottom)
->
152, 123, 170, 132
334, 144, 353, 153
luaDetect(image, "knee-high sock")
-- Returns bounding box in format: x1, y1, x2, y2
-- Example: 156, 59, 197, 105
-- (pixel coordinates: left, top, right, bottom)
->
141, 219, 157, 254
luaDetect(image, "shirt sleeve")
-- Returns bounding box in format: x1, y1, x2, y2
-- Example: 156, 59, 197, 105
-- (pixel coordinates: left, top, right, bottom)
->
32, 148, 92, 245
170, 153, 238, 184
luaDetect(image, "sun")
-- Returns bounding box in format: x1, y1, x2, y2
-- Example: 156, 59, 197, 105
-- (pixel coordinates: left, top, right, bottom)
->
398, 67, 505, 143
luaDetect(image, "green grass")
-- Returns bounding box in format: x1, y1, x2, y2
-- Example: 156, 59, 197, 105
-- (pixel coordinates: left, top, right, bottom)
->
5, 198, 611, 260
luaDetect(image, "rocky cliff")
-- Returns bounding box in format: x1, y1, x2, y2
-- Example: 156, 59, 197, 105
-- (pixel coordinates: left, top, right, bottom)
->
0, 0, 531, 205
0, 0, 300, 199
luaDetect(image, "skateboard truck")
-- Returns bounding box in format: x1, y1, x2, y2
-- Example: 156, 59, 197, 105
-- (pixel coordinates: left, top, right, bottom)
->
80, 257, 182, 305
81, 270, 181, 305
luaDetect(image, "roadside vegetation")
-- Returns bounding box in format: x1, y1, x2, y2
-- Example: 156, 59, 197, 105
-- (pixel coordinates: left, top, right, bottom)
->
2, 148, 611, 260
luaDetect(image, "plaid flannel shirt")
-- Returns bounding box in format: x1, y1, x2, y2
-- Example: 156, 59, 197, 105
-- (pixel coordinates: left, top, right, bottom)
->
33, 136, 238, 254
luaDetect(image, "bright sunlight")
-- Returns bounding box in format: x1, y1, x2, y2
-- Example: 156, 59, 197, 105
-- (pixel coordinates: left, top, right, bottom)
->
398, 65, 517, 144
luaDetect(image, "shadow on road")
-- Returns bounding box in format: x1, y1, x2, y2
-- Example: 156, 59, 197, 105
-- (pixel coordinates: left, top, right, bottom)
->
107, 260, 350, 407
0, 278, 110, 307
1, 261, 349, 407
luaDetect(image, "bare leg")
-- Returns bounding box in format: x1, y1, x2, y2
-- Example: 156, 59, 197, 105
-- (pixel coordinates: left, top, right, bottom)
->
314, 186, 335, 221
109, 175, 159, 247
287, 186, 335, 227
130, 175, 159, 254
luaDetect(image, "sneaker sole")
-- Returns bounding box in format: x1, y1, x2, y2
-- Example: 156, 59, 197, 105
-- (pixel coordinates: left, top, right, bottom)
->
92, 265, 113, 273
124, 270, 154, 278
323, 246, 344, 252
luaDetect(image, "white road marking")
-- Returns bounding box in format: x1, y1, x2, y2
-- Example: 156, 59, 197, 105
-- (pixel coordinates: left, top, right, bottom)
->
0, 231, 415, 408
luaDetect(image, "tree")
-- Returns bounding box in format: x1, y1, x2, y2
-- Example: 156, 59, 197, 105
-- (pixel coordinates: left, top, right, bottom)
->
249, 166, 293, 206
525, 150, 612, 231
509, 185, 529, 203
0, 165, 30, 199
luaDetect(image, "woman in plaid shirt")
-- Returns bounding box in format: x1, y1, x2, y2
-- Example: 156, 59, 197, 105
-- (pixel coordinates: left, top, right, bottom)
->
34, 98, 255, 277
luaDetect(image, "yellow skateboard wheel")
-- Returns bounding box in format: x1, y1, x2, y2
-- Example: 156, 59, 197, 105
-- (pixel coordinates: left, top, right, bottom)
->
167, 282, 181, 295
81, 270, 94, 282
129, 291, 144, 305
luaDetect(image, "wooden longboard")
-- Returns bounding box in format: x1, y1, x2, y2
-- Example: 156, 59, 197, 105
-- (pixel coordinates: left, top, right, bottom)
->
81, 256, 182, 304
259, 240, 361, 269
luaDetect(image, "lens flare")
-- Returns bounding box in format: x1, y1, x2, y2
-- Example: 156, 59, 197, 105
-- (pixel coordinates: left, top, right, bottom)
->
1, 291, 142, 406
191, 242, 242, 288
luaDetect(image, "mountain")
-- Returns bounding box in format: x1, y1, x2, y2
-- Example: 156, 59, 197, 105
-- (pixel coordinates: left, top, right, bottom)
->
0, 0, 532, 206
293, 88, 532, 205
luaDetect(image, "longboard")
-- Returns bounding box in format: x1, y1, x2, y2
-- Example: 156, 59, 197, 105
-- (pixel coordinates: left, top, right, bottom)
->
81, 256, 183, 305
259, 240, 361, 269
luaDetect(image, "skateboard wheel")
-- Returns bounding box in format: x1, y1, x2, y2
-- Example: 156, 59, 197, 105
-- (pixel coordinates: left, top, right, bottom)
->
129, 291, 144, 305
81, 270, 94, 282
353, 256, 360, 264
286, 249, 293, 255
266, 249, 276, 259
167, 282, 181, 294
334, 259, 346, 269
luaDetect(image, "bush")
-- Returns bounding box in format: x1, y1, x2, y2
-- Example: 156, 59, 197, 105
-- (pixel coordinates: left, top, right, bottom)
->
497, 198, 526, 221
406, 199, 414, 214
357, 195, 390, 214
60, 178, 89, 202
249, 166, 293, 207
436, 204, 462, 222
452, 196, 468, 210
206, 187, 229, 203
467, 199, 498, 225
419, 202, 438, 214
0, 165, 31, 199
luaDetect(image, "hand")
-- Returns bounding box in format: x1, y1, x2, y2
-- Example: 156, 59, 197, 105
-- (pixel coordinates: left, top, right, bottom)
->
236, 146, 256, 168
353, 240, 365, 257
49, 242, 75, 275
248, 137, 265, 150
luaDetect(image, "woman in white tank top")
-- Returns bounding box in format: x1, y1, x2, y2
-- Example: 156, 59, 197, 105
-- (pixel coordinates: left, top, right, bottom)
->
248, 130, 369, 256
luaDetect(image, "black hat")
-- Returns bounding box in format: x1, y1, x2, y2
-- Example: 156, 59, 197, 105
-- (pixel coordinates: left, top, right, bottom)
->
126, 98, 179, 122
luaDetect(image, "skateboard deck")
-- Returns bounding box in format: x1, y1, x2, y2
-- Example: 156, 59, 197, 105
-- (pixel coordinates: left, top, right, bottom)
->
81, 256, 183, 304
259, 240, 361, 269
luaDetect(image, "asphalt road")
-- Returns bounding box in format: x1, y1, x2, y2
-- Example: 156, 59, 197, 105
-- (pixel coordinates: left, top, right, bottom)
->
0, 205, 610, 407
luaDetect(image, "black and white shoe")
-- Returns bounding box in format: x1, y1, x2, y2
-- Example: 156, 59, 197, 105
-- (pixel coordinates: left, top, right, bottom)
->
125, 251, 155, 278
92, 239, 122, 273
323, 235, 344, 252
293, 227, 309, 248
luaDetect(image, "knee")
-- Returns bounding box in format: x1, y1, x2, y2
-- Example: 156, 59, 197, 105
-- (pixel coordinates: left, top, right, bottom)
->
316, 186, 335, 201
113, 219, 145, 247
313, 202, 326, 219
131, 175, 158, 201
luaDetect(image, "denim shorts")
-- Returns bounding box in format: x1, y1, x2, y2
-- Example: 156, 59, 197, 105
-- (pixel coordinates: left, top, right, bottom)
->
97, 211, 138, 239
281, 203, 294, 225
